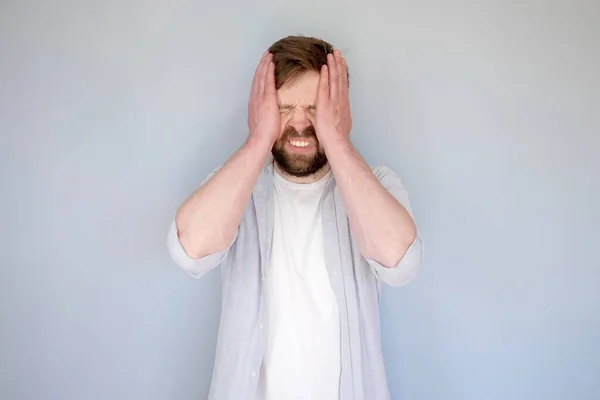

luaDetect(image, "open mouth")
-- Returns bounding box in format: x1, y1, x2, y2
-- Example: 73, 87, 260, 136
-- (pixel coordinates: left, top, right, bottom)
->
288, 139, 312, 148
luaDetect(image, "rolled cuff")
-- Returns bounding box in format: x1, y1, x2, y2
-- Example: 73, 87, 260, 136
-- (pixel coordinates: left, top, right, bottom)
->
366, 234, 424, 287
167, 219, 236, 278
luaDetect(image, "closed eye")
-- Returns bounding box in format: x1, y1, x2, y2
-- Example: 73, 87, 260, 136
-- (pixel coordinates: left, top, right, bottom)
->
279, 105, 316, 114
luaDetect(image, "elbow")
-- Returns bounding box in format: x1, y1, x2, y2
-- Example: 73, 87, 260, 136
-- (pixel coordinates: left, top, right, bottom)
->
376, 231, 418, 269
178, 230, 203, 260
167, 216, 238, 277
174, 214, 231, 260
370, 234, 424, 287
167, 219, 226, 278
174, 212, 200, 259
173, 214, 204, 260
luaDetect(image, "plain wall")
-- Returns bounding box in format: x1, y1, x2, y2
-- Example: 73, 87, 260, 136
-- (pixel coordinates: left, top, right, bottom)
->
1, 0, 598, 399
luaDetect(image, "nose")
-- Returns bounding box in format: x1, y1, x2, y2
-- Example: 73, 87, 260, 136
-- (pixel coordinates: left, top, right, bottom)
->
287, 108, 311, 133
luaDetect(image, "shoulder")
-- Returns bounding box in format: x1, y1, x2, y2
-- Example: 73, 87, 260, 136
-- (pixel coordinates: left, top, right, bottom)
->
369, 164, 414, 212
370, 165, 396, 179
370, 165, 405, 186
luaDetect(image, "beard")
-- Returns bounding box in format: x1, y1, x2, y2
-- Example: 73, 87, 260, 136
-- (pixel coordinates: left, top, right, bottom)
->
271, 125, 328, 178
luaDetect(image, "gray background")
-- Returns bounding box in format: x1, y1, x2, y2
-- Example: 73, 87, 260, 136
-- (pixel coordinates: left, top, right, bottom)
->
1, 0, 599, 399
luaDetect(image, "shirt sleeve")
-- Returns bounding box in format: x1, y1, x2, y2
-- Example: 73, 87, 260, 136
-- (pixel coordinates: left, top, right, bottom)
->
166, 166, 238, 279
364, 165, 425, 287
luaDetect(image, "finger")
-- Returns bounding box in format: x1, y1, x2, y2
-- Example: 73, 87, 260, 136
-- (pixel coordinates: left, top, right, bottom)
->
256, 53, 271, 96
340, 55, 349, 98
265, 61, 276, 96
335, 50, 344, 84
258, 53, 273, 95
251, 51, 269, 99
327, 53, 338, 101
335, 51, 347, 91
318, 64, 330, 102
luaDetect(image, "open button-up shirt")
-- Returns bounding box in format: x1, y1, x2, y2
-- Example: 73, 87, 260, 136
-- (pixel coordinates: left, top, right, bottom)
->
167, 160, 424, 400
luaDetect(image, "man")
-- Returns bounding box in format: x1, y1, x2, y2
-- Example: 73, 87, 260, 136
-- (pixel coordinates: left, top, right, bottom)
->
167, 36, 424, 400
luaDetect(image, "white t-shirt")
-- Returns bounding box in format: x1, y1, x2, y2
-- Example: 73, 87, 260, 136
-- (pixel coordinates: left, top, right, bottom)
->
257, 169, 341, 400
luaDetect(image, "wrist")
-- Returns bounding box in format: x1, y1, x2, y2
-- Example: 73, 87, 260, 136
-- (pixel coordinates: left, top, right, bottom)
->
319, 130, 352, 152
244, 133, 275, 152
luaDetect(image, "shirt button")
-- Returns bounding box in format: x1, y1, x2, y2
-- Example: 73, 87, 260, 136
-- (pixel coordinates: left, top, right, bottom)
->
333, 269, 337, 275
258, 323, 264, 330
251, 371, 257, 378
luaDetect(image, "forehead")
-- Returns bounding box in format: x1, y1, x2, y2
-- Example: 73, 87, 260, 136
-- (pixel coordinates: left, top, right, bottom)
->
277, 71, 320, 106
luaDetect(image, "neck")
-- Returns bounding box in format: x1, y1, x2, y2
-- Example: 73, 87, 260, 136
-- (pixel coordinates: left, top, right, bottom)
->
274, 162, 331, 184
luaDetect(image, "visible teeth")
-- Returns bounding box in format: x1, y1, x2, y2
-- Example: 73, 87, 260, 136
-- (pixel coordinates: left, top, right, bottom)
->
290, 140, 310, 147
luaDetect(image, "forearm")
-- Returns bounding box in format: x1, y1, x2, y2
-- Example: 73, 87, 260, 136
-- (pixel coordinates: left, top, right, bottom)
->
322, 137, 417, 268
175, 136, 272, 259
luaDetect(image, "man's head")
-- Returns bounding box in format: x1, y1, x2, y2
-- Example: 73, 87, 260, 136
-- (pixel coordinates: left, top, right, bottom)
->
268, 36, 340, 178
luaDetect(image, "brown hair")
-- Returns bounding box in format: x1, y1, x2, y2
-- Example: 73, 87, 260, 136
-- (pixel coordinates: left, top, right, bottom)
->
268, 35, 348, 89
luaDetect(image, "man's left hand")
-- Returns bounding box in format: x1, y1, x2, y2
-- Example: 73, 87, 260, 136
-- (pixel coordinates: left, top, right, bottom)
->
314, 50, 352, 145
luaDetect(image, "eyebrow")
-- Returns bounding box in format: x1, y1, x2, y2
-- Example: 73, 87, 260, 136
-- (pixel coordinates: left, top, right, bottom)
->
278, 103, 316, 110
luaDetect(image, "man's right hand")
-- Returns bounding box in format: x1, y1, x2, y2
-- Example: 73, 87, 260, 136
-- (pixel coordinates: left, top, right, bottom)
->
247, 51, 280, 146
173, 50, 279, 265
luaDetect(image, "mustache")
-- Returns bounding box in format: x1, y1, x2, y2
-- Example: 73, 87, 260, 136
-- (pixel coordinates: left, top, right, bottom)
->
282, 125, 317, 139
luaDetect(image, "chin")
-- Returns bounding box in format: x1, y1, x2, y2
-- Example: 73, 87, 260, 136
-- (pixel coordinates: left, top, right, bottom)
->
274, 155, 328, 178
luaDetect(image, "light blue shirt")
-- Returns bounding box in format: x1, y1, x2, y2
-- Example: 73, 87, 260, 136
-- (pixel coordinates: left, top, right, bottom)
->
167, 159, 424, 400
